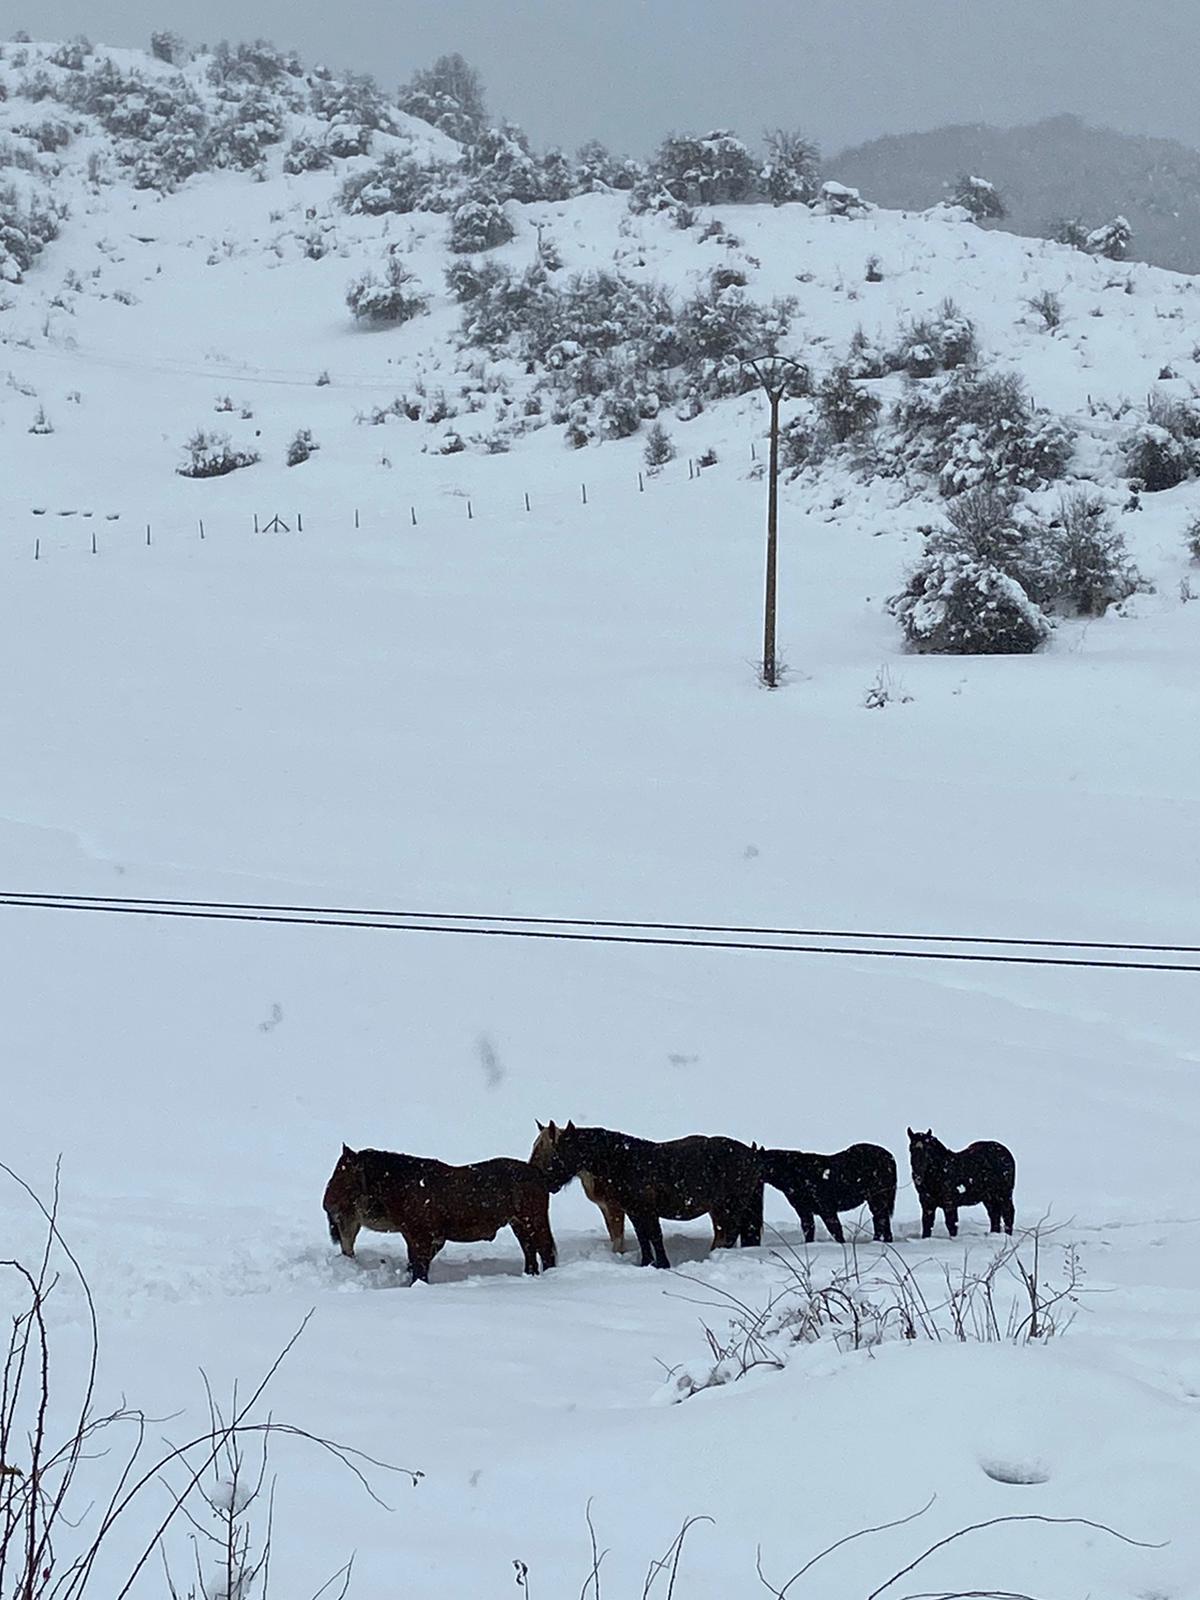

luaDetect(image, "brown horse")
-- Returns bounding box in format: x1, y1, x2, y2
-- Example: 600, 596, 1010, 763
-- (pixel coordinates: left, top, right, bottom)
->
532, 1121, 627, 1253
530, 1121, 762, 1269
323, 1144, 557, 1283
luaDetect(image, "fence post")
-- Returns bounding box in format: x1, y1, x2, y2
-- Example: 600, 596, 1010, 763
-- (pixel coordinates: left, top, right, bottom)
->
297, 512, 303, 533
581, 483, 587, 505
199, 519, 205, 540
411, 505, 417, 526
254, 513, 259, 534
146, 524, 151, 546
467, 499, 473, 520
34, 538, 40, 561
354, 508, 360, 529
524, 491, 530, 512
638, 471, 644, 493
91, 531, 97, 555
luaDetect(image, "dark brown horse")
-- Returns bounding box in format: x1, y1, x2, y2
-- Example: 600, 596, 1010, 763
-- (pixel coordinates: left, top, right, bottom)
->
530, 1121, 762, 1269
532, 1121, 628, 1253
907, 1128, 1016, 1238
760, 1143, 897, 1243
323, 1144, 557, 1282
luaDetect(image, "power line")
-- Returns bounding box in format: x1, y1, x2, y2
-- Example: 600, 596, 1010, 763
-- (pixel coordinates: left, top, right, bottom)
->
0, 891, 1197, 973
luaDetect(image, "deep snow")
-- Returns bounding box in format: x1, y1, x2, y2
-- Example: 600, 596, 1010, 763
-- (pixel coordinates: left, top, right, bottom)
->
1, 37, 1200, 1600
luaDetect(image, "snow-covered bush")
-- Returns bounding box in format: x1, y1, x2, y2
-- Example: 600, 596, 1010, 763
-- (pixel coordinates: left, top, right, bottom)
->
282, 134, 331, 174
207, 38, 301, 89
49, 37, 93, 72
950, 173, 1006, 221
311, 72, 399, 140
646, 130, 758, 206
816, 364, 881, 443
346, 256, 429, 326
643, 421, 675, 472
1121, 392, 1200, 491
131, 101, 208, 189
1034, 490, 1141, 615
150, 30, 185, 65
886, 300, 978, 377
285, 427, 318, 466
1186, 514, 1200, 563
575, 138, 641, 192
0, 180, 63, 281
339, 148, 457, 216
676, 273, 794, 395
177, 429, 260, 477
1085, 215, 1132, 261
891, 366, 1075, 495
466, 121, 550, 204
1051, 217, 1090, 249
760, 128, 820, 206
891, 550, 1048, 654
447, 192, 514, 253
1027, 288, 1064, 330
206, 89, 285, 170
815, 181, 868, 217
397, 52, 487, 145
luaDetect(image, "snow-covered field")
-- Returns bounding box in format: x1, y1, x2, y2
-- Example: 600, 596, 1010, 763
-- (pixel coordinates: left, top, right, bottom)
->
2, 38, 1200, 1600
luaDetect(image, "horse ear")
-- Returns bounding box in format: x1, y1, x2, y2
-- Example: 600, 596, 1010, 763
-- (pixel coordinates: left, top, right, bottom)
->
342, 1143, 356, 1158
535, 1119, 546, 1132
565, 1119, 576, 1132
906, 1127, 914, 1139
926, 1128, 933, 1138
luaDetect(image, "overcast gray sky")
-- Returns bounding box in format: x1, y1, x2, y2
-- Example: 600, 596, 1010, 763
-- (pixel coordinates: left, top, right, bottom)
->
9, 0, 1199, 158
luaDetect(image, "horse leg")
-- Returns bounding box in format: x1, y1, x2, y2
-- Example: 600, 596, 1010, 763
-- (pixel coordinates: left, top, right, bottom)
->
920, 1200, 936, 1239
798, 1209, 816, 1245
630, 1213, 669, 1269
600, 1199, 627, 1254
511, 1220, 541, 1276
710, 1209, 737, 1250
739, 1187, 764, 1248
403, 1232, 434, 1284
870, 1195, 893, 1244
985, 1201, 1002, 1234
942, 1203, 959, 1239
821, 1213, 845, 1245
1002, 1198, 1015, 1235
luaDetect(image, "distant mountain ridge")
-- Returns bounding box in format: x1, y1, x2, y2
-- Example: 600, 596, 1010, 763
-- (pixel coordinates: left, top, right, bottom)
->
831, 115, 1200, 274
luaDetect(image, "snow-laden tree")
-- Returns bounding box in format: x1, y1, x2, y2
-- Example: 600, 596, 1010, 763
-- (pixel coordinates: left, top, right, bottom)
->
398, 52, 487, 144
339, 148, 459, 215
467, 121, 548, 204
760, 129, 820, 206
575, 139, 641, 192
891, 550, 1048, 653
949, 173, 1007, 221
1085, 215, 1132, 260
447, 192, 515, 253
648, 130, 758, 205
346, 255, 429, 326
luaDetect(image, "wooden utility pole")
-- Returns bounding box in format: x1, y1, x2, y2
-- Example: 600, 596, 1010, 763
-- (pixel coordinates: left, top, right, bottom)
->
743, 355, 807, 688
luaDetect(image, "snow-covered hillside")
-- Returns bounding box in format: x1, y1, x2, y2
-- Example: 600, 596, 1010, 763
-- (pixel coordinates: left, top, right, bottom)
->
1, 35, 1199, 1600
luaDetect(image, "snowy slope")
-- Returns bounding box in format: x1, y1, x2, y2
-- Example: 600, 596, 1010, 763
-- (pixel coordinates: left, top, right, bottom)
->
0, 36, 1199, 1600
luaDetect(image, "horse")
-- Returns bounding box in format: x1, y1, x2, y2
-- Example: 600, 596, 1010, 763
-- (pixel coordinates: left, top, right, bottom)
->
532, 1121, 628, 1253
323, 1144, 557, 1283
760, 1142, 896, 1243
529, 1121, 762, 1269
907, 1128, 1016, 1238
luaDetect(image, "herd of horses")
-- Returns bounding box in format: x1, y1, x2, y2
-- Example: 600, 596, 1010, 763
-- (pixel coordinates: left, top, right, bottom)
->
323, 1123, 1018, 1284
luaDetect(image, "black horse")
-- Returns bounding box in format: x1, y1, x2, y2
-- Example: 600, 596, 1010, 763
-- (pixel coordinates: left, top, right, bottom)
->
760, 1143, 896, 1243
530, 1122, 763, 1269
907, 1128, 1016, 1238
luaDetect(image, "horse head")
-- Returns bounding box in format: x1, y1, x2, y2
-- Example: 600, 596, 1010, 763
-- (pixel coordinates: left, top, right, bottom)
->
529, 1119, 581, 1192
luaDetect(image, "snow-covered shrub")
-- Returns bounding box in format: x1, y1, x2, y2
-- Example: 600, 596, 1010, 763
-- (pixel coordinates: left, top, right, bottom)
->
49, 37, 93, 72
1121, 392, 1200, 491
891, 366, 1075, 494
466, 121, 549, 204
131, 101, 208, 189
206, 89, 285, 170
0, 180, 63, 281
14, 118, 73, 153
816, 364, 881, 443
447, 192, 514, 253
575, 138, 641, 192
1085, 215, 1132, 261
950, 173, 1006, 221
339, 148, 457, 216
311, 72, 399, 139
207, 38, 301, 89
676, 273, 794, 395
283, 134, 331, 174
643, 421, 676, 472
28, 405, 53, 434
285, 427, 318, 466
1186, 514, 1200, 563
398, 52, 487, 144
815, 181, 868, 217
891, 551, 1048, 654
1036, 490, 1141, 615
886, 300, 978, 377
1051, 217, 1090, 249
1027, 289, 1064, 330
760, 128, 820, 205
346, 256, 429, 326
646, 130, 758, 206
150, 30, 185, 65
177, 429, 260, 477
598, 385, 644, 440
